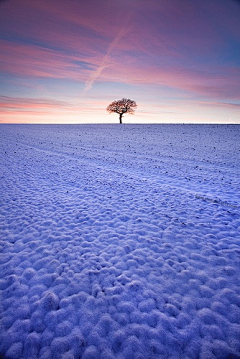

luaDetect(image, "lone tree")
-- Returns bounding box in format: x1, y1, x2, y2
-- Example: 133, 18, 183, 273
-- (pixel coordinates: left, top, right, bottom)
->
107, 98, 137, 124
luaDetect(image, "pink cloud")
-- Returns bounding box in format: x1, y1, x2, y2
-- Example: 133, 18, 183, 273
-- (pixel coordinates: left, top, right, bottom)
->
0, 40, 96, 81
1, 0, 239, 62
0, 95, 108, 117
1, 37, 239, 102
196, 101, 240, 110
0, 96, 69, 110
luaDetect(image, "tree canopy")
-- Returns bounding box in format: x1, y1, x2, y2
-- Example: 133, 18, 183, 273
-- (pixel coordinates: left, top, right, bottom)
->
107, 98, 137, 124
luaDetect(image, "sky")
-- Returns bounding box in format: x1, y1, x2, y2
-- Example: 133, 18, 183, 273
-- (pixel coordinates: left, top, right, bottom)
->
0, 0, 240, 124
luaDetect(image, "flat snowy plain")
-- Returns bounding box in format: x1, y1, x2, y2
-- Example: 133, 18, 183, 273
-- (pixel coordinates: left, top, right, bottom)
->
0, 124, 240, 359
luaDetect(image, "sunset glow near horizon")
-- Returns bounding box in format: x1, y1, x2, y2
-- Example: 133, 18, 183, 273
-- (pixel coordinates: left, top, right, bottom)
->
0, 0, 240, 124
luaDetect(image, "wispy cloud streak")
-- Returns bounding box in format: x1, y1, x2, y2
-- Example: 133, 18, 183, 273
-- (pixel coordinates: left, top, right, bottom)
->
84, 14, 132, 91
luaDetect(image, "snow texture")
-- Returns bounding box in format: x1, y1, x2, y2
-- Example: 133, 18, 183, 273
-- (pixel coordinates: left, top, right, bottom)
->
0, 124, 240, 359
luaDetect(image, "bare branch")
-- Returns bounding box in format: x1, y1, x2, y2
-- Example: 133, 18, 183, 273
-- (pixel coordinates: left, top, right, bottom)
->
107, 98, 137, 123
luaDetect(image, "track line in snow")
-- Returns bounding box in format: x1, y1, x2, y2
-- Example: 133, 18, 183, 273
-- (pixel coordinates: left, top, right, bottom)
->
1, 124, 240, 359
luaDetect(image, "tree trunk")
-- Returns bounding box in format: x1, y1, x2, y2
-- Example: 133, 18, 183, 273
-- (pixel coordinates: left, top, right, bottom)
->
119, 113, 123, 124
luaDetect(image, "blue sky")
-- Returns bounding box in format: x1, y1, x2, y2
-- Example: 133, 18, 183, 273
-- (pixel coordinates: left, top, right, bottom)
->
0, 0, 240, 123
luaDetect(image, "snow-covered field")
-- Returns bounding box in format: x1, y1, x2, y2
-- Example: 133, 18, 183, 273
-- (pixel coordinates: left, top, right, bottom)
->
0, 124, 240, 359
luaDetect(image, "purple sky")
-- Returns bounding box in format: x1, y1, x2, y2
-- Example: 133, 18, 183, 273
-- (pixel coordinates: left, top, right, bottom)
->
0, 0, 240, 123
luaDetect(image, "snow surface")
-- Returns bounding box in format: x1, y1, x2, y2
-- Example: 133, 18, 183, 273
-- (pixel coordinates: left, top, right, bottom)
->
0, 124, 240, 359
